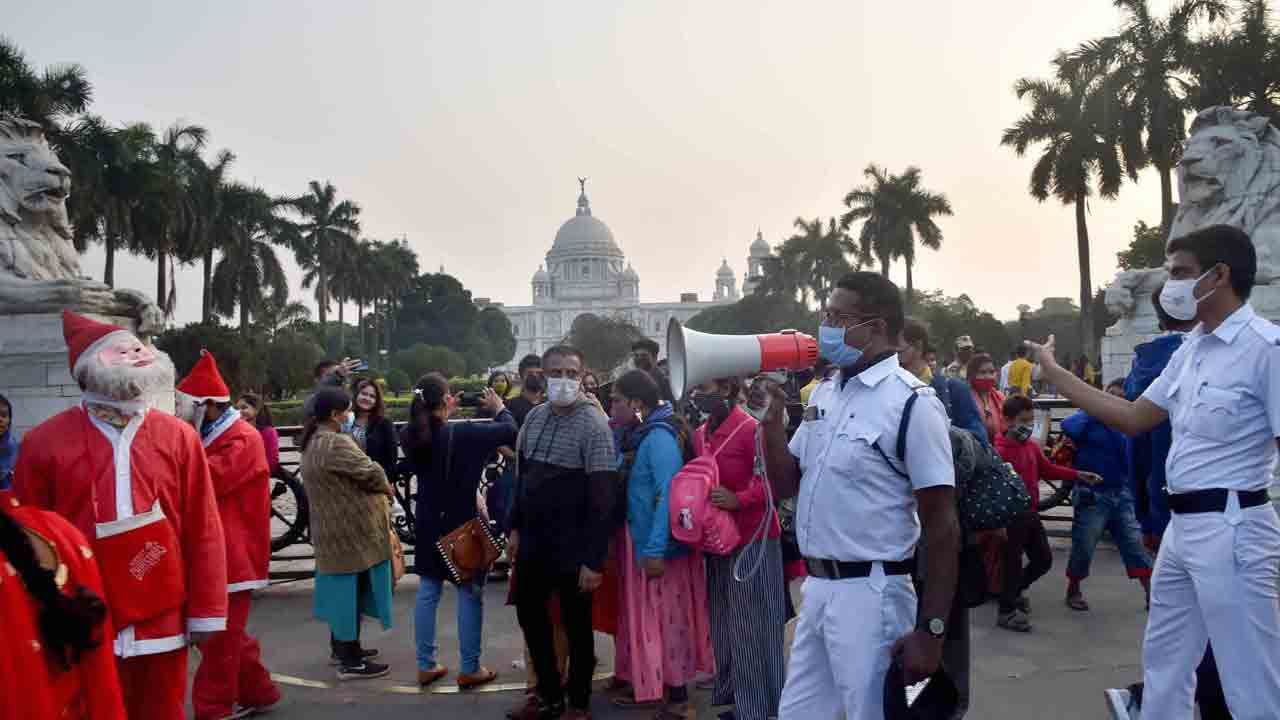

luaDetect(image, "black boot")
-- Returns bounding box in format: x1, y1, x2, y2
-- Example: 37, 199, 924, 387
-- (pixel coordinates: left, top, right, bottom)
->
334, 640, 389, 681
330, 634, 379, 666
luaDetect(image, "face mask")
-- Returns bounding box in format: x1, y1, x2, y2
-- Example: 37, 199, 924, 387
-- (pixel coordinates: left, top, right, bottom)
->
547, 378, 581, 407
1010, 424, 1034, 443
341, 411, 356, 432
971, 378, 996, 393
818, 319, 876, 368
693, 392, 731, 418
1160, 267, 1218, 322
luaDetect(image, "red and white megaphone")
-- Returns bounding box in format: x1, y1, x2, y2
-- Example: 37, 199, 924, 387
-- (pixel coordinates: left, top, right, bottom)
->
666, 318, 819, 402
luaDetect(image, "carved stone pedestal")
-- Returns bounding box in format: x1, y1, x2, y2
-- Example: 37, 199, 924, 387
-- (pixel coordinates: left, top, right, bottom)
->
0, 312, 173, 435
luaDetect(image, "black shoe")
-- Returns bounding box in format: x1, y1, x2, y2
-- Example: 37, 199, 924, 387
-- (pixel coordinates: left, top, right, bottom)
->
336, 660, 391, 681
329, 646, 379, 666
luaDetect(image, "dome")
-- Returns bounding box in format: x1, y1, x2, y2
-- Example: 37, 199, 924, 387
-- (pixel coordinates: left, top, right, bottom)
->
716, 258, 735, 278
622, 263, 639, 281
750, 229, 771, 257
532, 264, 549, 282
549, 184, 624, 259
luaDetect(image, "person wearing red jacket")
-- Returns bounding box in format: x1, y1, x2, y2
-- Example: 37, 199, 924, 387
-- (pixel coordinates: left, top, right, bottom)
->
993, 394, 1099, 632
1, 497, 126, 720
177, 351, 281, 720
15, 311, 227, 720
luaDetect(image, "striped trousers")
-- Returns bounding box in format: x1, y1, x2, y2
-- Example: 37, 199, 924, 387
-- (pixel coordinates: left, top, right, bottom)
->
706, 538, 786, 720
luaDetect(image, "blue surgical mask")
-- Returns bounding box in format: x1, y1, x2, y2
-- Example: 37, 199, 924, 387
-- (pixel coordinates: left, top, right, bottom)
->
818, 320, 876, 368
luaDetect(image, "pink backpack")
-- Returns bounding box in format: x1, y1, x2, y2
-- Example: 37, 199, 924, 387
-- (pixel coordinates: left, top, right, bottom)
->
670, 420, 751, 555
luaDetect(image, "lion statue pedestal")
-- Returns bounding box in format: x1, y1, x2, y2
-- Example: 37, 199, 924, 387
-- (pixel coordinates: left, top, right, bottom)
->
1101, 106, 1280, 384
0, 114, 171, 433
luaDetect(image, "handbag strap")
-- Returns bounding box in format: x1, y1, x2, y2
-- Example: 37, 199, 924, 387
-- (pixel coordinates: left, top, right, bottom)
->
704, 415, 752, 461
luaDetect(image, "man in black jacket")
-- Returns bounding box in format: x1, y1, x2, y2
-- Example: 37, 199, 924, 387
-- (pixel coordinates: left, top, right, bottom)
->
507, 345, 617, 720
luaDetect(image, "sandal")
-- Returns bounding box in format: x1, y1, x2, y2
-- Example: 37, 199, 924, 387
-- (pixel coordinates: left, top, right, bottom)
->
613, 693, 663, 710
997, 609, 1032, 632
1066, 593, 1090, 612
457, 667, 498, 690
653, 703, 694, 720
604, 677, 632, 694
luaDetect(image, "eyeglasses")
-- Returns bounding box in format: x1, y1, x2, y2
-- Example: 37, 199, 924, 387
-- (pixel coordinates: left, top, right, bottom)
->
821, 308, 879, 327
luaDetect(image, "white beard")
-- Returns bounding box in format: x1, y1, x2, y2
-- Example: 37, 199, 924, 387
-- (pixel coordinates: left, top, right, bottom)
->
78, 349, 177, 402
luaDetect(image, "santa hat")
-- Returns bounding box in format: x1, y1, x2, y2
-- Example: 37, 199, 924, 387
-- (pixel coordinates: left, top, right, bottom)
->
63, 310, 132, 376
176, 350, 231, 403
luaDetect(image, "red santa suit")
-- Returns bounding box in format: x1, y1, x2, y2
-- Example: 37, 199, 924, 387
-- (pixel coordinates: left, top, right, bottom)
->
14, 311, 227, 720
1, 498, 127, 720
180, 352, 281, 719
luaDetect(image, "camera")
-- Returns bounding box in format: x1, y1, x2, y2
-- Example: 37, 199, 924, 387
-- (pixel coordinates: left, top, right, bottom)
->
458, 391, 484, 408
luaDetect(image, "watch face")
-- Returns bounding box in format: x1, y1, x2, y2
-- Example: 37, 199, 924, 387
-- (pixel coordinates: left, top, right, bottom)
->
928, 618, 946, 636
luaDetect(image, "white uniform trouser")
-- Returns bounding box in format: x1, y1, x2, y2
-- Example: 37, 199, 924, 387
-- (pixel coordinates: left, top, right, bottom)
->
778, 563, 915, 720
1142, 494, 1280, 720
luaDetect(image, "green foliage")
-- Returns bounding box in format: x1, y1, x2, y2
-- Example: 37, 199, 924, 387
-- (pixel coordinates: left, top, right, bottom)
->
687, 291, 817, 335
1117, 220, 1168, 270
384, 368, 411, 395
910, 291, 1013, 364
156, 321, 265, 394
391, 343, 468, 384
264, 330, 325, 398
562, 314, 645, 374
392, 273, 516, 374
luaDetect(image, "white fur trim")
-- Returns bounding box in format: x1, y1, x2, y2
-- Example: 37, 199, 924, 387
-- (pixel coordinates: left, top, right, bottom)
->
201, 410, 239, 448
113, 625, 186, 658
187, 617, 227, 634
228, 579, 270, 593
94, 500, 163, 539
72, 329, 133, 378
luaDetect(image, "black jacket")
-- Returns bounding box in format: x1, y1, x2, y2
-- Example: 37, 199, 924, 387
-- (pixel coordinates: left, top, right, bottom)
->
361, 416, 400, 481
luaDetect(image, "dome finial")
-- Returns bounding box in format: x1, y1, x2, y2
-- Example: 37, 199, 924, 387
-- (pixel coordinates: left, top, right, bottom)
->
576, 176, 591, 217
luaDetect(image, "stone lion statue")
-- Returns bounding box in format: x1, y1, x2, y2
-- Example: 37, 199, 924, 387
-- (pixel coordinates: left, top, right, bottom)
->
0, 114, 161, 334
1169, 106, 1280, 283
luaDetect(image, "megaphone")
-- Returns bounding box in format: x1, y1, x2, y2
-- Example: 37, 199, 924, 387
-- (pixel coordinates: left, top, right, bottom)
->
666, 318, 819, 402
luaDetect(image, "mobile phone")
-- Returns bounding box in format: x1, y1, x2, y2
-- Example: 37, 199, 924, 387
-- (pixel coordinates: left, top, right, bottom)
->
354, 359, 369, 372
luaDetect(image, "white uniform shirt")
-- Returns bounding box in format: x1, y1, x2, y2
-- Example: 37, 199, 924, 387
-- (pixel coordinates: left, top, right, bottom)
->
788, 354, 954, 562
1142, 303, 1280, 492
1000, 362, 1012, 393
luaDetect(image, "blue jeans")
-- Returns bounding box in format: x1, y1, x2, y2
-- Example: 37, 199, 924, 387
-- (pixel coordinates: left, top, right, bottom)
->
1067, 486, 1153, 581
414, 575, 485, 674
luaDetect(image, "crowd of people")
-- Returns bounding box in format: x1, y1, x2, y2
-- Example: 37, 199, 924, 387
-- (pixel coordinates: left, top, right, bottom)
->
1, 223, 1277, 720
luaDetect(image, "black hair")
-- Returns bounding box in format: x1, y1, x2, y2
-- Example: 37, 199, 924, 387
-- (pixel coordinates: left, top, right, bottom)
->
403, 373, 450, 460
523, 373, 547, 395
967, 353, 995, 382
1167, 224, 1257, 300
1015, 345, 1028, 358
902, 317, 929, 349
631, 338, 660, 356
0, 392, 10, 425
835, 271, 905, 339
1151, 283, 1198, 333
0, 506, 107, 670
488, 371, 511, 389
517, 354, 542, 377
1106, 378, 1125, 392
237, 393, 273, 429
300, 387, 351, 450
615, 369, 661, 410
313, 360, 339, 381
542, 344, 585, 367
1002, 394, 1034, 419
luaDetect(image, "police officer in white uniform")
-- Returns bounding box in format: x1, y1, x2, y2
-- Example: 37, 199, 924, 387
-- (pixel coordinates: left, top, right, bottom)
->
1030, 225, 1280, 720
762, 272, 960, 719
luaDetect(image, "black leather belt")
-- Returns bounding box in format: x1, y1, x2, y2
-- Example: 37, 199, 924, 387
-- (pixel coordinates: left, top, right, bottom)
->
1169, 488, 1270, 515
804, 557, 915, 580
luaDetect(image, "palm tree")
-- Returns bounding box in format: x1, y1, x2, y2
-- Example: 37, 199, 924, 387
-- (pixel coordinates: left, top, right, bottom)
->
210, 184, 294, 333
0, 36, 92, 138
1065, 0, 1227, 232
371, 238, 419, 352
887, 167, 953, 306
189, 148, 236, 323
144, 122, 208, 315
1188, 0, 1280, 124
841, 164, 902, 277
285, 181, 361, 333
255, 297, 311, 339
781, 217, 855, 309
1002, 58, 1128, 356
348, 238, 379, 356
324, 233, 359, 352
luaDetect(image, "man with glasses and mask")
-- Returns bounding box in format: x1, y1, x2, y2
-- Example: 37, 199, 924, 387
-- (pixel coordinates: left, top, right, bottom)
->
760, 272, 960, 719
507, 345, 618, 720
1028, 225, 1280, 720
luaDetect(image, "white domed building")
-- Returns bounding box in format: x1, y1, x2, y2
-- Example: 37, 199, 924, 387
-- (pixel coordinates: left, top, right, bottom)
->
482, 181, 768, 371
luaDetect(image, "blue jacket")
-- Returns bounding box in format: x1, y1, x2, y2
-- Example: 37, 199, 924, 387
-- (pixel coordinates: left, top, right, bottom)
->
931, 374, 990, 446
1061, 410, 1129, 492
1123, 334, 1182, 536
620, 405, 687, 561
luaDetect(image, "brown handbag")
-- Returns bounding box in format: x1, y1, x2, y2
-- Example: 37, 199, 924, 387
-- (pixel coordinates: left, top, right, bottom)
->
433, 425, 504, 584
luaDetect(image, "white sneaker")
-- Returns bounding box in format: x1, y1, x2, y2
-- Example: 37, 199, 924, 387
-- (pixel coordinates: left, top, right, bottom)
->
1104, 688, 1141, 720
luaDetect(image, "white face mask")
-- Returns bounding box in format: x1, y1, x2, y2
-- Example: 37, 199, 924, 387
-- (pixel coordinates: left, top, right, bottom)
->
546, 378, 581, 407
1160, 267, 1218, 322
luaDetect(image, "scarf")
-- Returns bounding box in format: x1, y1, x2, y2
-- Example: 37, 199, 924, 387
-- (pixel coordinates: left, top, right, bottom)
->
201, 406, 240, 442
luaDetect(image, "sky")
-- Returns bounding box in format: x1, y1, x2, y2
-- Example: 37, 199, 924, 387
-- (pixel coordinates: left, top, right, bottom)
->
10, 1, 1195, 326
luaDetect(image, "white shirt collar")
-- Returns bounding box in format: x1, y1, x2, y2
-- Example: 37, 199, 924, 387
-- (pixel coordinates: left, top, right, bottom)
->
837, 353, 901, 389
1206, 303, 1255, 344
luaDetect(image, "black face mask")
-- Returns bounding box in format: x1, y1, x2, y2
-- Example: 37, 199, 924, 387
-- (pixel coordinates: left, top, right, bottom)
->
692, 392, 730, 419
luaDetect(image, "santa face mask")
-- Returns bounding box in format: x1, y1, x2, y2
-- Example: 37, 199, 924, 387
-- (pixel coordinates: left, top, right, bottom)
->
97, 336, 157, 369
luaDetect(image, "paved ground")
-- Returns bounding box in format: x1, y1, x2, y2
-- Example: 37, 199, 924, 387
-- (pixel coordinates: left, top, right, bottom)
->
229, 538, 1150, 719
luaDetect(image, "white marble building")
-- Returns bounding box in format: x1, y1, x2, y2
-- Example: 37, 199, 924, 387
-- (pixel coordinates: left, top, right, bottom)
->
480, 182, 771, 371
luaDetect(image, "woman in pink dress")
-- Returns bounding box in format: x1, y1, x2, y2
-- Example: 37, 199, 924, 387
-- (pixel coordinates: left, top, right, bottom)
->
610, 370, 713, 719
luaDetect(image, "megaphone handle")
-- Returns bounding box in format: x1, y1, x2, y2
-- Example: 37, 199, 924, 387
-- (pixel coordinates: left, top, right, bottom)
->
733, 425, 777, 583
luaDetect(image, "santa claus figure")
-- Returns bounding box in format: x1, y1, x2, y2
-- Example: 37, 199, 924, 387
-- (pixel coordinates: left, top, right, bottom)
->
14, 310, 227, 720
176, 351, 281, 719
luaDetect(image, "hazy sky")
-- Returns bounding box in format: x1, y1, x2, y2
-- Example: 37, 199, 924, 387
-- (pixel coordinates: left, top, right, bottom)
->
11, 1, 1194, 326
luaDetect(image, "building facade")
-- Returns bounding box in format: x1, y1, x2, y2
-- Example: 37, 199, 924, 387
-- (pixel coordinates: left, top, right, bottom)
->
480, 182, 770, 371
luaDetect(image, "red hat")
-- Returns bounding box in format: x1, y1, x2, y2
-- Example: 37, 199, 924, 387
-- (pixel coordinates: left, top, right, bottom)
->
62, 310, 131, 375
176, 350, 231, 402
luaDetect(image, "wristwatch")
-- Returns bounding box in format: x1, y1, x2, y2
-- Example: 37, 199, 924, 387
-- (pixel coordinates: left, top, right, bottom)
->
922, 617, 947, 639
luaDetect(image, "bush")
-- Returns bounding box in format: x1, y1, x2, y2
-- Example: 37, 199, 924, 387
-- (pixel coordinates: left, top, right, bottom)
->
385, 368, 411, 395
391, 343, 467, 384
